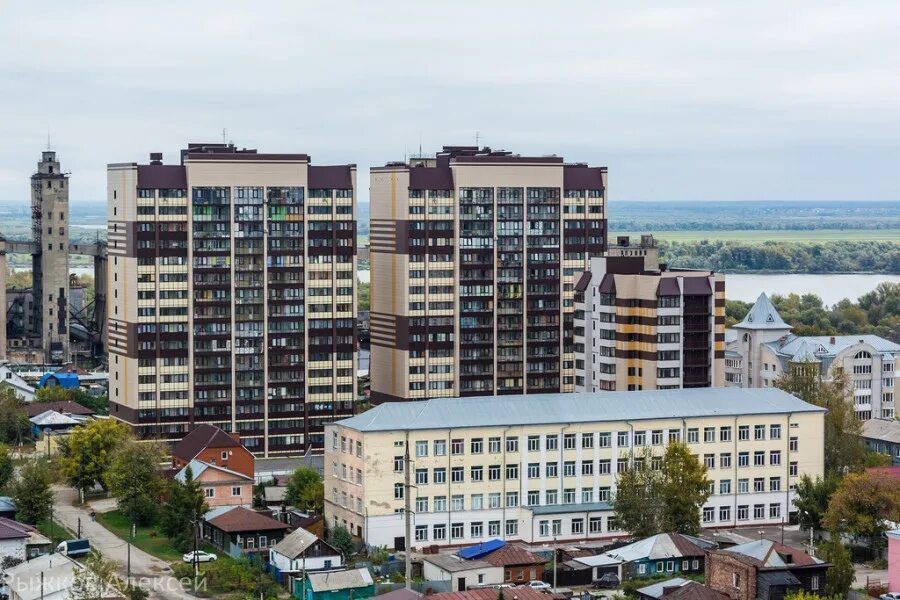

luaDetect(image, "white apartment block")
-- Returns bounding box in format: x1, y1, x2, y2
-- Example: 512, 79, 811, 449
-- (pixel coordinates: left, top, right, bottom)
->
726, 293, 899, 420
324, 388, 824, 549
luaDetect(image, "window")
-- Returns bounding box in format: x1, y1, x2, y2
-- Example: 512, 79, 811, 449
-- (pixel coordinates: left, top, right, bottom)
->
546, 434, 558, 450
704, 454, 715, 469
738, 452, 749, 467
505, 519, 518, 536
738, 505, 749, 521
634, 431, 647, 446
754, 504, 765, 519
790, 437, 799, 452
394, 483, 404, 500
789, 462, 798, 477
581, 433, 594, 449
506, 437, 519, 453
415, 441, 428, 457
582, 489, 594, 503
770, 424, 782, 440
571, 518, 584, 534
738, 479, 749, 494
205, 488, 214, 498
582, 461, 594, 476
720, 426, 732, 442
719, 506, 731, 522
704, 427, 715, 443
589, 517, 603, 533
546, 489, 558, 504
564, 461, 576, 477
528, 463, 540, 478
770, 450, 781, 466
434, 496, 447, 511
754, 424, 766, 440
811, 576, 819, 591
489, 521, 500, 536
617, 431, 629, 446
528, 490, 540, 506
552, 520, 562, 536
434, 468, 446, 484
770, 477, 781, 492
528, 435, 540, 451
703, 507, 714, 523
471, 438, 483, 454
770, 503, 781, 519
452, 467, 464, 483
733, 573, 741, 589
416, 497, 428, 513
488, 493, 501, 509
435, 439, 447, 456
506, 492, 519, 507
489, 437, 501, 453
415, 525, 428, 542
669, 429, 681, 443
754, 477, 765, 492
506, 464, 519, 480
652, 430, 664, 445
598, 459, 611, 474
452, 495, 464, 511
433, 524, 446, 540
687, 428, 699, 443
754, 451, 765, 466
563, 488, 576, 503
539, 520, 549, 537
394, 456, 405, 472
598, 432, 611, 448
564, 434, 576, 449
232, 486, 241, 497
546, 462, 558, 477
738, 425, 750, 441
416, 469, 428, 485
598, 487, 610, 502
471, 466, 483, 482
720, 479, 731, 494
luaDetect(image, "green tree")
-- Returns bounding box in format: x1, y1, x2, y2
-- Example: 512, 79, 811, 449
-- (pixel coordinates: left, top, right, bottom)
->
775, 367, 865, 477
0, 443, 13, 491
70, 551, 120, 600
818, 539, 854, 598
785, 591, 841, 600
793, 475, 837, 536
285, 466, 324, 512
823, 471, 900, 552
105, 439, 165, 526
660, 442, 712, 534
160, 465, 209, 553
58, 419, 129, 497
328, 524, 354, 558
613, 444, 711, 537
0, 388, 30, 446
34, 385, 109, 416
358, 281, 370, 311
9, 457, 54, 524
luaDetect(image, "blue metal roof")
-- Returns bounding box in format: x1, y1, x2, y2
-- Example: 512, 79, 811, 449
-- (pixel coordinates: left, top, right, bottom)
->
38, 372, 80, 389
458, 539, 505, 560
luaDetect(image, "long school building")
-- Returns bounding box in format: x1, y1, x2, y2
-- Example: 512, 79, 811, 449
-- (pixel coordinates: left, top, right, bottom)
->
107, 143, 357, 455
324, 388, 824, 549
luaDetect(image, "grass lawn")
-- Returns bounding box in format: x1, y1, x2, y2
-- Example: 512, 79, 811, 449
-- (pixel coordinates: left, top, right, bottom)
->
95, 510, 183, 563
36, 518, 73, 546
613, 229, 900, 242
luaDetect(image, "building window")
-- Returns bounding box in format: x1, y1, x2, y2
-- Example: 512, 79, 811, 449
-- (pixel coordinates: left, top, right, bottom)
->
433, 524, 446, 540
204, 488, 214, 498
811, 576, 819, 591
704, 427, 715, 443
394, 483, 404, 500
703, 507, 714, 523
738, 505, 748, 521
770, 424, 782, 440
394, 456, 404, 472
652, 430, 664, 445
738, 425, 750, 441
506, 437, 519, 453
719, 506, 731, 522
451, 439, 464, 455
770, 450, 781, 466
488, 521, 500, 537
231, 487, 241, 496
754, 504, 765, 519
505, 520, 518, 536
415, 497, 428, 513
539, 520, 549, 537
471, 494, 483, 510
546, 435, 558, 450
434, 440, 447, 456
754, 451, 765, 466
451, 523, 464, 539
471, 438, 483, 454
552, 520, 562, 536
687, 428, 699, 443
738, 452, 749, 467
589, 517, 602, 533
720, 453, 732, 468
451, 467, 464, 483
754, 424, 766, 440
506, 464, 519, 480
489, 465, 501, 481
415, 525, 428, 542
489, 437, 501, 453
471, 466, 483, 482
617, 431, 629, 446
571, 518, 584, 534
564, 434, 576, 449
770, 503, 781, 519
720, 427, 732, 442
434, 468, 446, 484
547, 462, 558, 477
733, 573, 741, 589
528, 435, 541, 452
415, 441, 428, 457
790, 437, 799, 452
598, 432, 611, 448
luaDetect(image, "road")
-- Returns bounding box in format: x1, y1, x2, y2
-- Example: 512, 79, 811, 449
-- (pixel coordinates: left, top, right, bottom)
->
52, 486, 197, 599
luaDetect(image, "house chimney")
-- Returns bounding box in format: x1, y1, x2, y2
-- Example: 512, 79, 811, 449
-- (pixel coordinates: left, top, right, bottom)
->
149, 152, 163, 165
830, 336, 835, 345
228, 431, 241, 442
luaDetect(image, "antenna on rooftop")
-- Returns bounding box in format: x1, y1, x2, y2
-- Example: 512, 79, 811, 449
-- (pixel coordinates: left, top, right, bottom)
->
475, 131, 480, 147
47, 130, 51, 151
222, 128, 227, 144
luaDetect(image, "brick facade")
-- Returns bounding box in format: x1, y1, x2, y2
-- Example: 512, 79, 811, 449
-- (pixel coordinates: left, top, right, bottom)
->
706, 553, 757, 600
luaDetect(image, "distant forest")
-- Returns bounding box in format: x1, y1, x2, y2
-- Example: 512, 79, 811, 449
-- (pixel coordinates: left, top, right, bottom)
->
661, 240, 900, 274
725, 283, 900, 341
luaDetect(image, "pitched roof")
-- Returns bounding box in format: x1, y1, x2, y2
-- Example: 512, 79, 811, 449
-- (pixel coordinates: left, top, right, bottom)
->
172, 424, 244, 462
862, 419, 900, 445
306, 567, 373, 592
174, 459, 253, 483
205, 506, 289, 533
374, 588, 424, 600
25, 401, 94, 417
37, 372, 80, 389
577, 534, 713, 567
429, 586, 557, 600
0, 517, 34, 539
272, 527, 339, 559
483, 544, 545, 567
337, 388, 824, 433
765, 334, 900, 362
722, 539, 823, 568
29, 409, 80, 427
662, 582, 731, 600
0, 496, 16, 512
637, 578, 691, 598
733, 293, 790, 331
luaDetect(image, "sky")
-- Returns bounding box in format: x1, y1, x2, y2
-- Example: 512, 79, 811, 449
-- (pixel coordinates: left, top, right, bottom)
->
2, 1, 900, 204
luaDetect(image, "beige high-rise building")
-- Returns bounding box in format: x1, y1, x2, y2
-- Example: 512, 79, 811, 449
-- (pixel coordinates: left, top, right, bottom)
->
31, 150, 71, 363
370, 146, 607, 402
108, 143, 357, 455
574, 235, 726, 392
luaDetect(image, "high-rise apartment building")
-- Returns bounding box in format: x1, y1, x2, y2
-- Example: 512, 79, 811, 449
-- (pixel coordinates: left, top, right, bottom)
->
574, 236, 725, 392
31, 150, 71, 363
108, 143, 357, 455
369, 146, 606, 402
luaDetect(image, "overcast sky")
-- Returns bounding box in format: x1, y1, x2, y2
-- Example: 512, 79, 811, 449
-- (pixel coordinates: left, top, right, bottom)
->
2, 1, 900, 204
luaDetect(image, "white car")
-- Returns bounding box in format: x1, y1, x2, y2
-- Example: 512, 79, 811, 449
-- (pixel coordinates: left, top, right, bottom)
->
528, 581, 552, 590
182, 550, 217, 563
880, 594, 900, 600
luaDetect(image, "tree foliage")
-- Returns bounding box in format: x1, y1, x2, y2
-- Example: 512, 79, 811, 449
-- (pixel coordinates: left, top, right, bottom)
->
785, 591, 841, 600
613, 443, 711, 537
34, 385, 109, 416
10, 457, 54, 524
0, 444, 13, 491
775, 368, 865, 477
823, 471, 900, 543
160, 465, 209, 553
328, 525, 355, 558
793, 475, 838, 535
818, 539, 854, 598
0, 388, 31, 446
105, 439, 165, 525
285, 466, 324, 513
70, 551, 120, 600
58, 419, 129, 495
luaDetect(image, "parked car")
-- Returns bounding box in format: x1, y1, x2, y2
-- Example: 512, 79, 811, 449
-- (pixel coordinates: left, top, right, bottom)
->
880, 594, 900, 600
592, 573, 620, 589
56, 539, 91, 558
529, 581, 552, 590
182, 550, 217, 563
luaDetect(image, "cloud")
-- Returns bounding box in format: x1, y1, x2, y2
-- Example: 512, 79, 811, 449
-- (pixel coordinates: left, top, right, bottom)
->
1, 0, 899, 202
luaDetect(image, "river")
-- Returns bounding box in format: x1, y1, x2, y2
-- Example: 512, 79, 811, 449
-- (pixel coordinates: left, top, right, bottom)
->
358, 269, 898, 306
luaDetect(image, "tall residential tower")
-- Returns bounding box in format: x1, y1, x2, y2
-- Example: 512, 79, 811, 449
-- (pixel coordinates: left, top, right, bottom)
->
370, 146, 606, 402
108, 143, 357, 455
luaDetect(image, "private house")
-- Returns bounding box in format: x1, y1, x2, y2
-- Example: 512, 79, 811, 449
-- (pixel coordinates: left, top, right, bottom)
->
481, 544, 546, 584
29, 410, 81, 437
637, 579, 730, 600
296, 567, 375, 600
37, 371, 81, 390
175, 459, 254, 507
172, 424, 255, 479
0, 552, 123, 600
427, 587, 556, 600
0, 517, 51, 561
202, 506, 289, 558
0, 365, 36, 401
887, 529, 900, 592
0, 497, 16, 519
574, 533, 714, 581
24, 401, 94, 420
270, 527, 344, 590
862, 419, 900, 465
706, 539, 830, 600
422, 554, 503, 592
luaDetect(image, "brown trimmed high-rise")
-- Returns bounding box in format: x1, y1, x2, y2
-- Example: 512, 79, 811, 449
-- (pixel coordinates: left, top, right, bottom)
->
108, 143, 357, 456
370, 146, 607, 402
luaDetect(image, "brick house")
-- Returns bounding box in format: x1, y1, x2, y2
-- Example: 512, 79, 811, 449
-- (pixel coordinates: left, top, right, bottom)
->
175, 459, 254, 507
201, 506, 289, 558
706, 540, 829, 600
172, 424, 255, 479
481, 544, 546, 584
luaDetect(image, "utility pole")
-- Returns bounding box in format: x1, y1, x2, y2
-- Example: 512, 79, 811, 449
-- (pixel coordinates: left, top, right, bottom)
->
127, 541, 131, 582
77, 517, 81, 539
404, 439, 412, 590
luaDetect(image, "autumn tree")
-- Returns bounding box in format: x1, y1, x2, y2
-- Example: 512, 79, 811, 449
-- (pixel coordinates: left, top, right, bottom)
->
0, 388, 30, 446
613, 443, 711, 537
58, 419, 129, 497
775, 366, 865, 476
105, 439, 166, 525
793, 475, 838, 537
285, 466, 324, 513
823, 471, 900, 553
0, 444, 13, 491
818, 539, 854, 598
10, 457, 54, 524
160, 465, 209, 553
